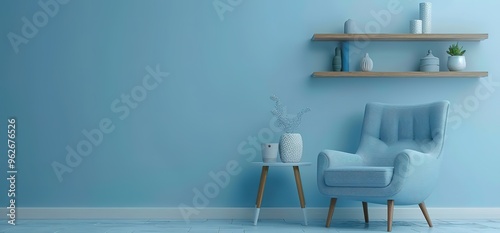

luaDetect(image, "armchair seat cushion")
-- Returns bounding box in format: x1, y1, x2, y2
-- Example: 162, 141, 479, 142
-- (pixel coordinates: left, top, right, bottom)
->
324, 166, 394, 188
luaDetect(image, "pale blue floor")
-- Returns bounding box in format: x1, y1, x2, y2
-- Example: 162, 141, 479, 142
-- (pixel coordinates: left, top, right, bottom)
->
1, 219, 499, 233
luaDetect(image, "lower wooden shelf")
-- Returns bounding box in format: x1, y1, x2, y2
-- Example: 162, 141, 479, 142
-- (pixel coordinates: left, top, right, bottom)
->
312, 71, 488, 78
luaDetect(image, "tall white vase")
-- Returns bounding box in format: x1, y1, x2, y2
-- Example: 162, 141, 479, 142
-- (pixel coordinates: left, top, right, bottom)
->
420, 2, 432, 34
279, 133, 303, 163
344, 19, 360, 34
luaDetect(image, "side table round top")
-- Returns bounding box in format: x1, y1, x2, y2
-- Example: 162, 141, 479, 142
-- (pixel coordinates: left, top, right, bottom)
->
252, 162, 312, 167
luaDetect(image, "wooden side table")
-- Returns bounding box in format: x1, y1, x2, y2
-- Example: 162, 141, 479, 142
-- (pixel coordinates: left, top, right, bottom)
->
252, 162, 311, 225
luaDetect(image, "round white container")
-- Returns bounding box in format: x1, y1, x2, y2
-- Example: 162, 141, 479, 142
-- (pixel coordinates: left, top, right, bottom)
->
410, 20, 423, 34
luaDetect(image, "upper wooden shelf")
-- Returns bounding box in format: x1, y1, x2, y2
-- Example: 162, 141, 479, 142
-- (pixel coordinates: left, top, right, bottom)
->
312, 34, 489, 41
312, 72, 488, 78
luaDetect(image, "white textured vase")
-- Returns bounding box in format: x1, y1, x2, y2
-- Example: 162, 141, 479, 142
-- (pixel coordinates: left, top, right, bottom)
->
279, 133, 303, 163
447, 56, 466, 71
410, 19, 422, 34
419, 2, 432, 33
360, 53, 373, 72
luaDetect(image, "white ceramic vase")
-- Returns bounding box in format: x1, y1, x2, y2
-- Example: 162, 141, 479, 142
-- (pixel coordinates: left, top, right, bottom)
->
447, 56, 466, 71
261, 143, 278, 163
344, 19, 360, 34
279, 133, 303, 163
410, 19, 422, 34
361, 53, 373, 72
419, 2, 432, 33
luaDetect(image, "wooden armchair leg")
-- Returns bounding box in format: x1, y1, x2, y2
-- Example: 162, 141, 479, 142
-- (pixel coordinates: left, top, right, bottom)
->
419, 202, 433, 227
387, 200, 394, 232
326, 198, 337, 228
362, 202, 369, 223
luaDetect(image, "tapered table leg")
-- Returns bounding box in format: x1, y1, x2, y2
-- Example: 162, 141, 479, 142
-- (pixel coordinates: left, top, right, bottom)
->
253, 166, 269, 225
293, 166, 307, 225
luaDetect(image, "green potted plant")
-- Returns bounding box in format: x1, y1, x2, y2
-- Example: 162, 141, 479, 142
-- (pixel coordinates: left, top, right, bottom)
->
446, 42, 466, 71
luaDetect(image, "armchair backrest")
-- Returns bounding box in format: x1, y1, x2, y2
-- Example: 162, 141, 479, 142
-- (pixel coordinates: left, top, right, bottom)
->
356, 101, 450, 166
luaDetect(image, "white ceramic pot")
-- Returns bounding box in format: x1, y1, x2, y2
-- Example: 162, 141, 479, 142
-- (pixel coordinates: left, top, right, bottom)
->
410, 20, 422, 34
420, 50, 439, 72
447, 56, 466, 71
261, 143, 278, 163
279, 133, 303, 163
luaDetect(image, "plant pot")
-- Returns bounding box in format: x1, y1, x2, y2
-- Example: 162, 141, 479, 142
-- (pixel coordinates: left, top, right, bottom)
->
279, 133, 303, 163
447, 56, 466, 71
261, 143, 278, 163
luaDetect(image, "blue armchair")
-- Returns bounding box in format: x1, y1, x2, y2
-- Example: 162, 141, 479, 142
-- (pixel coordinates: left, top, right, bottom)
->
317, 101, 449, 232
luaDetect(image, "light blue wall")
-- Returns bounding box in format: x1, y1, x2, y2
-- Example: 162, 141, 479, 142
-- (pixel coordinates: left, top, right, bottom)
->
1, 0, 499, 210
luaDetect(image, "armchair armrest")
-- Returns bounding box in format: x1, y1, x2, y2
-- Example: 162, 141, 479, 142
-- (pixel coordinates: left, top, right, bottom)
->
317, 150, 363, 194
393, 149, 438, 175
391, 149, 440, 202
318, 150, 363, 169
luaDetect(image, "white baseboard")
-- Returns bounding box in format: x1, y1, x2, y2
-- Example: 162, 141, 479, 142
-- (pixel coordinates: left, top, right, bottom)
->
2, 207, 499, 221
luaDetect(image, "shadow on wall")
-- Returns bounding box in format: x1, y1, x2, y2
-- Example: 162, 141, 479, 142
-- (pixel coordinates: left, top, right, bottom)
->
333, 113, 364, 153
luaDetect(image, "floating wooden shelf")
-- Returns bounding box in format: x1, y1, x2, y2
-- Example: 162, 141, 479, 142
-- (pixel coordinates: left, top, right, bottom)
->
312, 72, 489, 78
311, 33, 488, 77
312, 33, 489, 41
